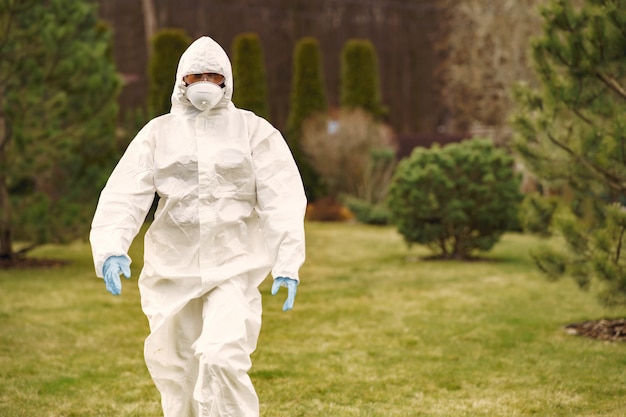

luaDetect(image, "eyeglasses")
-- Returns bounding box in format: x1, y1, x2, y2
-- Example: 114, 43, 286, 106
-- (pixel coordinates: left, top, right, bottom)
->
183, 73, 225, 86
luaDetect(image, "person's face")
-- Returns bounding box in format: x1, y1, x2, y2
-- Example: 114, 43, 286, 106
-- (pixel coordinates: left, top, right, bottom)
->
183, 72, 225, 86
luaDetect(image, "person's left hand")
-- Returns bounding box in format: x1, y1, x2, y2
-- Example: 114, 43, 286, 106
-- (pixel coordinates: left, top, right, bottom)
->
271, 277, 298, 311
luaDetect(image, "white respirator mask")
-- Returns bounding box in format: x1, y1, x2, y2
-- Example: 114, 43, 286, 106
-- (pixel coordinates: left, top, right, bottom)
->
185, 81, 225, 111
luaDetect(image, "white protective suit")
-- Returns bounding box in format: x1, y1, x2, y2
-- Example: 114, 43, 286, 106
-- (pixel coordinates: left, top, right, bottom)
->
90, 36, 306, 417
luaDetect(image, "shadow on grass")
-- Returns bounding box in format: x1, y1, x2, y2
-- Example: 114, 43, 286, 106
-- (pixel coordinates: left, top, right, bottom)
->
408, 253, 527, 265
0, 257, 70, 269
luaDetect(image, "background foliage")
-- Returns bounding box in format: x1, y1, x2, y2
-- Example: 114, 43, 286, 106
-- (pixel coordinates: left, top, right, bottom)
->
96, 0, 443, 136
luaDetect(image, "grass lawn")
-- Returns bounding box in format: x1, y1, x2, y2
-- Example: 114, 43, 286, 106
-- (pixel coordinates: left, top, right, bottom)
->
1, 222, 625, 416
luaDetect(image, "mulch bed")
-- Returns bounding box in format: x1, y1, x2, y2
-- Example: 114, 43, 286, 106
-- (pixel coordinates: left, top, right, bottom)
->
564, 318, 626, 342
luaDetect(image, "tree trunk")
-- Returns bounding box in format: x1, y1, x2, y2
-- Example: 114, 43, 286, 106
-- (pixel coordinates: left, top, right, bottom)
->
141, 0, 157, 55
0, 110, 13, 260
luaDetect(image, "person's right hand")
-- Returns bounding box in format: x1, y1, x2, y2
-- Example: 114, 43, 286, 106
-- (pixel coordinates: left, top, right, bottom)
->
102, 255, 131, 295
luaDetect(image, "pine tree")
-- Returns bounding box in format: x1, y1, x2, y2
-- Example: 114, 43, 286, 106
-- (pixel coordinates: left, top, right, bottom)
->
148, 28, 191, 117
511, 0, 626, 306
231, 33, 270, 119
0, 0, 121, 261
285, 37, 328, 200
340, 39, 386, 120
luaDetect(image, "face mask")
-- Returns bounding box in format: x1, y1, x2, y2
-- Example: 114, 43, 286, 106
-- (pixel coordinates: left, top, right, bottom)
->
185, 81, 225, 111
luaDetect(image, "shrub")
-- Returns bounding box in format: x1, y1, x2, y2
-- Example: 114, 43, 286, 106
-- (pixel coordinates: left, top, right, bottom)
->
305, 197, 353, 222
301, 109, 396, 224
301, 109, 395, 198
343, 196, 389, 225
387, 137, 522, 259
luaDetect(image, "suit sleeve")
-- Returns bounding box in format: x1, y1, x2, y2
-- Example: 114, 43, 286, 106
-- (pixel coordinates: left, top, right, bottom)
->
89, 122, 156, 277
251, 118, 307, 282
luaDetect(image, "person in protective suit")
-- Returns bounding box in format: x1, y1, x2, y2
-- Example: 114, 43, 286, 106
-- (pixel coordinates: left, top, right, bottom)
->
90, 36, 306, 417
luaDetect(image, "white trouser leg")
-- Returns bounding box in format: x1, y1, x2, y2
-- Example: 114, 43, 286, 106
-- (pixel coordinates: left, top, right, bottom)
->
143, 273, 263, 417
193, 275, 263, 417
144, 297, 203, 417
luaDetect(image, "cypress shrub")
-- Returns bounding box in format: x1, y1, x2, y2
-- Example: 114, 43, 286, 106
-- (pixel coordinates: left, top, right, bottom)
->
231, 32, 270, 119
340, 39, 386, 119
285, 37, 328, 200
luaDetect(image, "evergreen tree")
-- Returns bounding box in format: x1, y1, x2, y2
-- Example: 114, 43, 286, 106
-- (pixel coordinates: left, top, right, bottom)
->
285, 37, 327, 200
231, 32, 270, 119
148, 28, 191, 117
0, 0, 121, 261
340, 39, 386, 120
511, 0, 626, 306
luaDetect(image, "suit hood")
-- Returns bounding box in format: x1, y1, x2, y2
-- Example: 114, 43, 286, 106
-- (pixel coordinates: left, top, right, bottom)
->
171, 36, 233, 114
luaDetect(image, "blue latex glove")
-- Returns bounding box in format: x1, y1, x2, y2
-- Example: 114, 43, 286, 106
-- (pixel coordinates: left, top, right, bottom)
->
271, 277, 298, 311
102, 255, 131, 295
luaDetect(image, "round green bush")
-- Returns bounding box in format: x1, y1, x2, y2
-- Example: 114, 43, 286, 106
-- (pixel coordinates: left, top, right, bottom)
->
387, 138, 522, 259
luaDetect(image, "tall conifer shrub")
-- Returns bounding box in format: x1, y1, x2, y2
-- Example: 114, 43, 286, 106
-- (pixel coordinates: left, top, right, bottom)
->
231, 33, 270, 119
285, 37, 328, 200
340, 39, 386, 119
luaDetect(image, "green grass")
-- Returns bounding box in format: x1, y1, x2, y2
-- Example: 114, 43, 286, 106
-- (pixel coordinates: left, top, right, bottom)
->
1, 222, 625, 416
